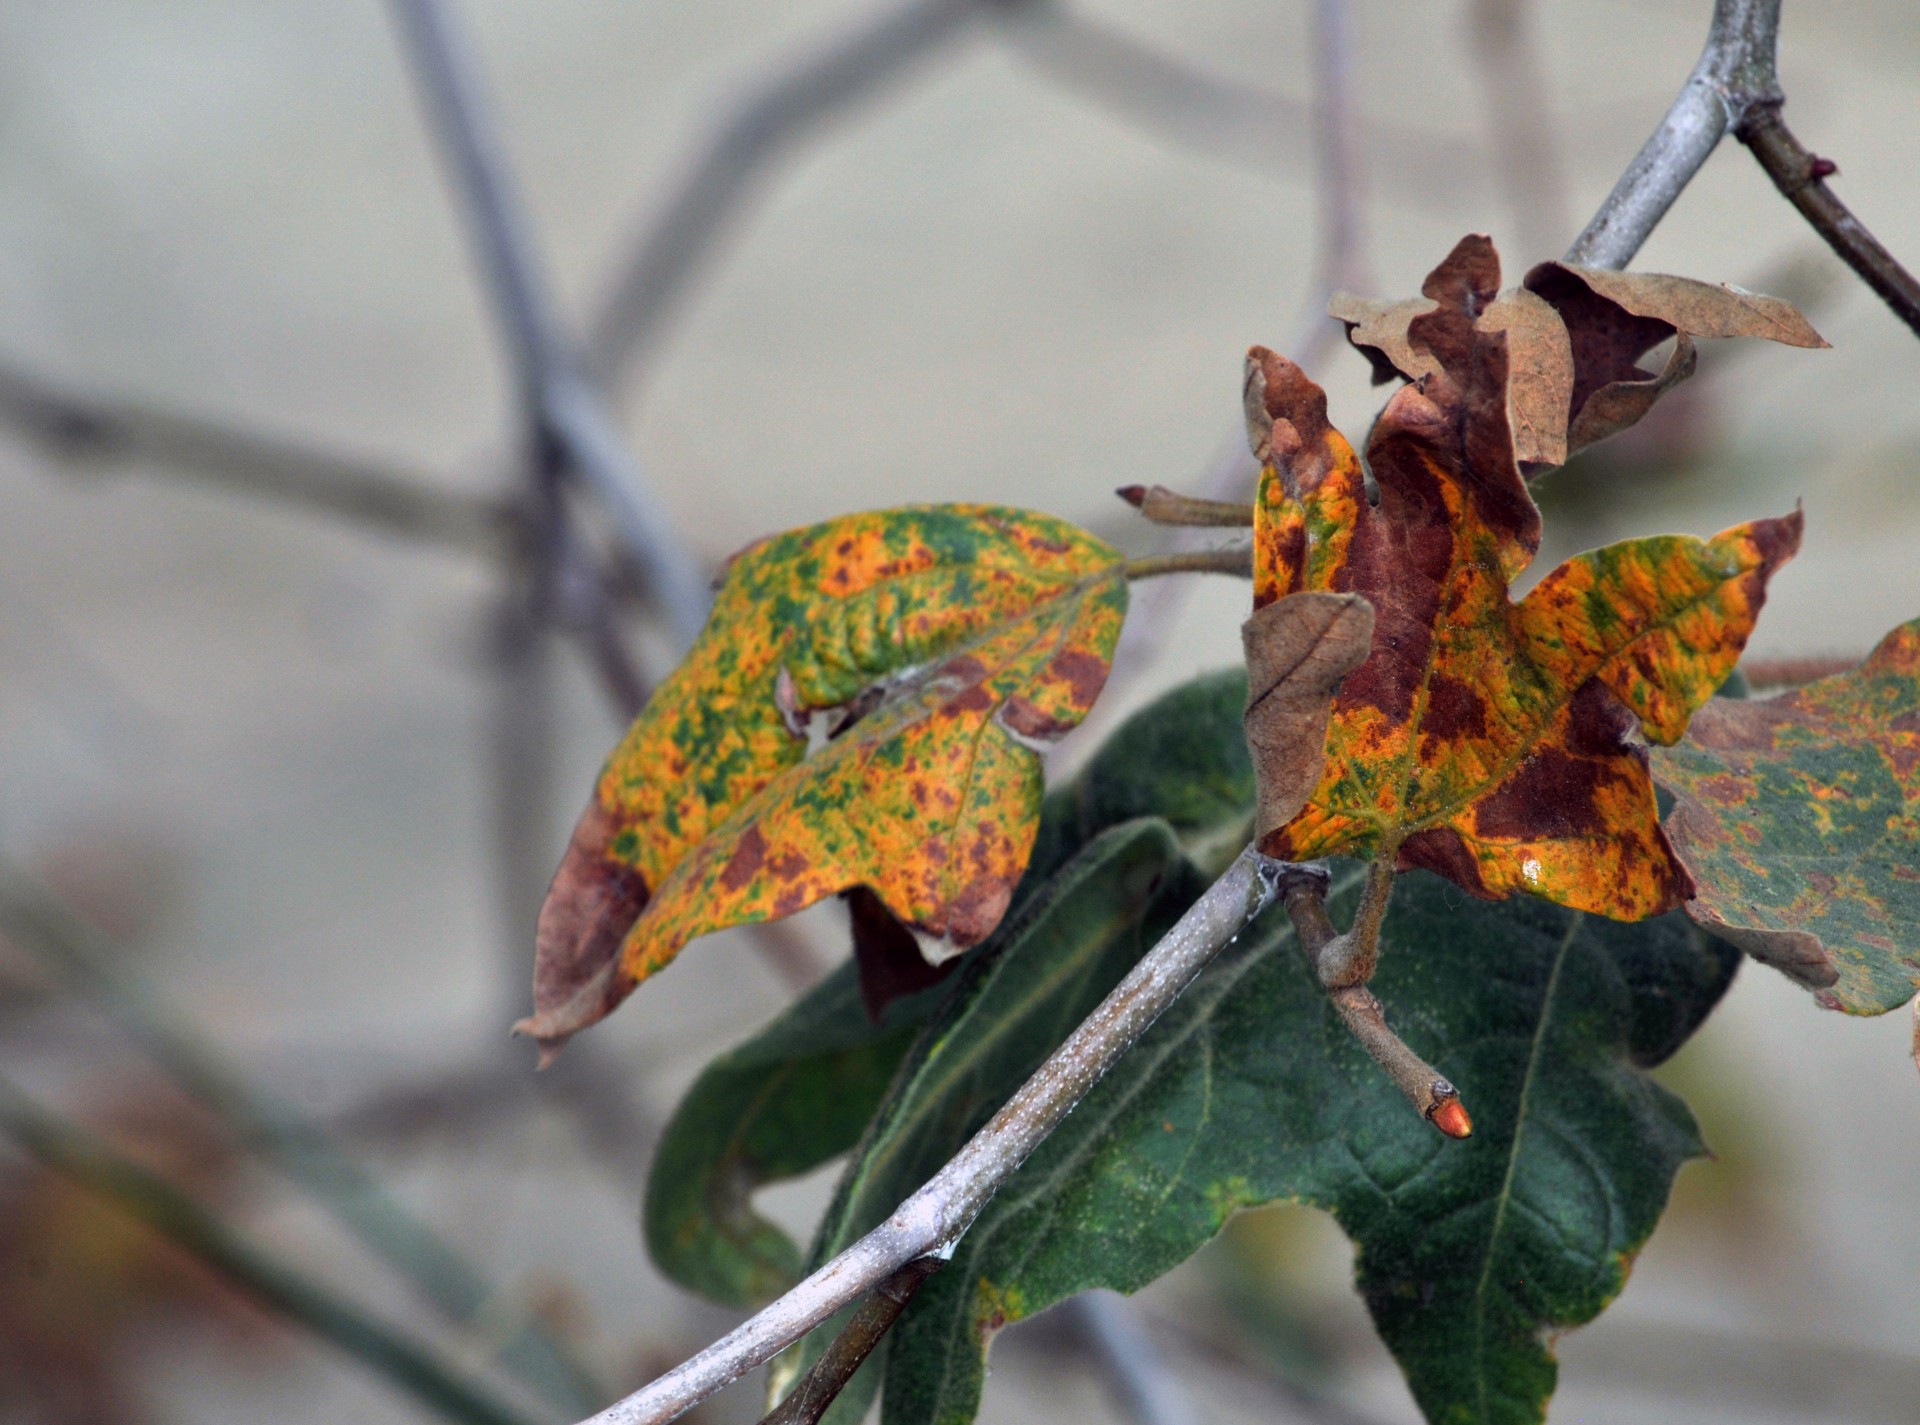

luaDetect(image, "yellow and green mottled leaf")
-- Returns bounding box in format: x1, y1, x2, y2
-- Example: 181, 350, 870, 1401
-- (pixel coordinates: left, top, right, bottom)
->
1655, 618, 1920, 1015
624, 567, 1127, 980
519, 504, 1125, 1057
1244, 237, 1801, 921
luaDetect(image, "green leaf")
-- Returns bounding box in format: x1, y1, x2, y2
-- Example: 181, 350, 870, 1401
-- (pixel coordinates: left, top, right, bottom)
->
1655, 616, 1920, 1014
643, 966, 939, 1308
647, 669, 1255, 1313
1034, 666, 1254, 878
770, 819, 1204, 1422
872, 871, 1736, 1425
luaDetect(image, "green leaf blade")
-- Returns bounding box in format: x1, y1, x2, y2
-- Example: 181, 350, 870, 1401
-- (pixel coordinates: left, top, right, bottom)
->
879, 873, 1736, 1425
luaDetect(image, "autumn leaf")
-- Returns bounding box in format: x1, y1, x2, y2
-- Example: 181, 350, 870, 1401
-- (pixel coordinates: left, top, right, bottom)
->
1242, 591, 1375, 842
520, 505, 1126, 1058
1331, 238, 1826, 471
1249, 236, 1802, 920
1655, 617, 1920, 1015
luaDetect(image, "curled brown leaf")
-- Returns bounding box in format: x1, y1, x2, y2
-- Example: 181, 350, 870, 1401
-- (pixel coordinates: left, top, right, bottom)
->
1324, 235, 1825, 478
1242, 591, 1376, 841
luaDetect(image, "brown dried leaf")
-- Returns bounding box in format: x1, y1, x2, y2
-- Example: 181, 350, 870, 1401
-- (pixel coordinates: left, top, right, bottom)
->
1242, 591, 1376, 842
1322, 238, 1826, 478
1476, 287, 1575, 471
1523, 261, 1824, 462
1530, 265, 1830, 347
1327, 291, 1439, 386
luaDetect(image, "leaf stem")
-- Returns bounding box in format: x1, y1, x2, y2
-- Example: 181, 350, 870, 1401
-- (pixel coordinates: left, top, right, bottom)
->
1123, 545, 1254, 581
575, 848, 1286, 1425
760, 1258, 941, 1425
0, 1076, 542, 1425
1315, 854, 1395, 989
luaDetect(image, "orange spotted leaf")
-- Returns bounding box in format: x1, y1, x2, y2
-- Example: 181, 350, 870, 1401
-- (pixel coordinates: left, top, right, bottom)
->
1248, 236, 1802, 921
520, 505, 1125, 1058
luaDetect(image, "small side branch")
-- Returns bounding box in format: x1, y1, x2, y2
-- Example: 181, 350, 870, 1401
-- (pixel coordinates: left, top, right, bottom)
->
1116, 484, 1254, 527
1279, 860, 1471, 1139
1123, 545, 1253, 581
0, 360, 509, 554
760, 1258, 942, 1425
584, 0, 1001, 392
389, 0, 710, 645
0, 864, 606, 1415
1734, 103, 1920, 339
1062, 1291, 1200, 1425
578, 849, 1285, 1425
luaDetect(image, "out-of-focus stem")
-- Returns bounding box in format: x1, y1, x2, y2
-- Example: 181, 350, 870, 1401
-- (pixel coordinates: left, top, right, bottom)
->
0, 1077, 543, 1425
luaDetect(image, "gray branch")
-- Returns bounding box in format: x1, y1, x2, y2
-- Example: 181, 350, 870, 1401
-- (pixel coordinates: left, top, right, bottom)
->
0, 359, 508, 554
579, 848, 1286, 1425
1562, 0, 1782, 270
1062, 1291, 1201, 1425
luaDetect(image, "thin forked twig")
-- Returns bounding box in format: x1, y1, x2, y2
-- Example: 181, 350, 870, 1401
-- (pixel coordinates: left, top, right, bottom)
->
0, 360, 509, 554
1095, 0, 1359, 719
0, 1076, 543, 1425
577, 849, 1285, 1425
1562, 0, 1783, 271
998, 0, 1464, 214
760, 1258, 943, 1425
584, 0, 1009, 393
389, 0, 710, 646
1060, 1291, 1201, 1425
1278, 863, 1471, 1139
1465, 0, 1570, 263
1563, 0, 1920, 324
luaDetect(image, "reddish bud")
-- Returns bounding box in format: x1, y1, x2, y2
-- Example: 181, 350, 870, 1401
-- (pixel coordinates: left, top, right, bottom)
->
1429, 1096, 1473, 1140
1809, 156, 1839, 181
1115, 485, 1147, 508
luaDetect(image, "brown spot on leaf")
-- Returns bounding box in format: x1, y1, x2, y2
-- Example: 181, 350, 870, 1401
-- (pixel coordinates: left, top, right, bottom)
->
945, 874, 1016, 947
1397, 827, 1495, 899
1049, 648, 1110, 709
719, 824, 768, 893
999, 696, 1075, 742
1473, 747, 1614, 841
1421, 673, 1489, 743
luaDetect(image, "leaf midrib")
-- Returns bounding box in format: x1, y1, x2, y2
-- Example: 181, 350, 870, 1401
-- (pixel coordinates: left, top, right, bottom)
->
1469, 910, 1582, 1420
